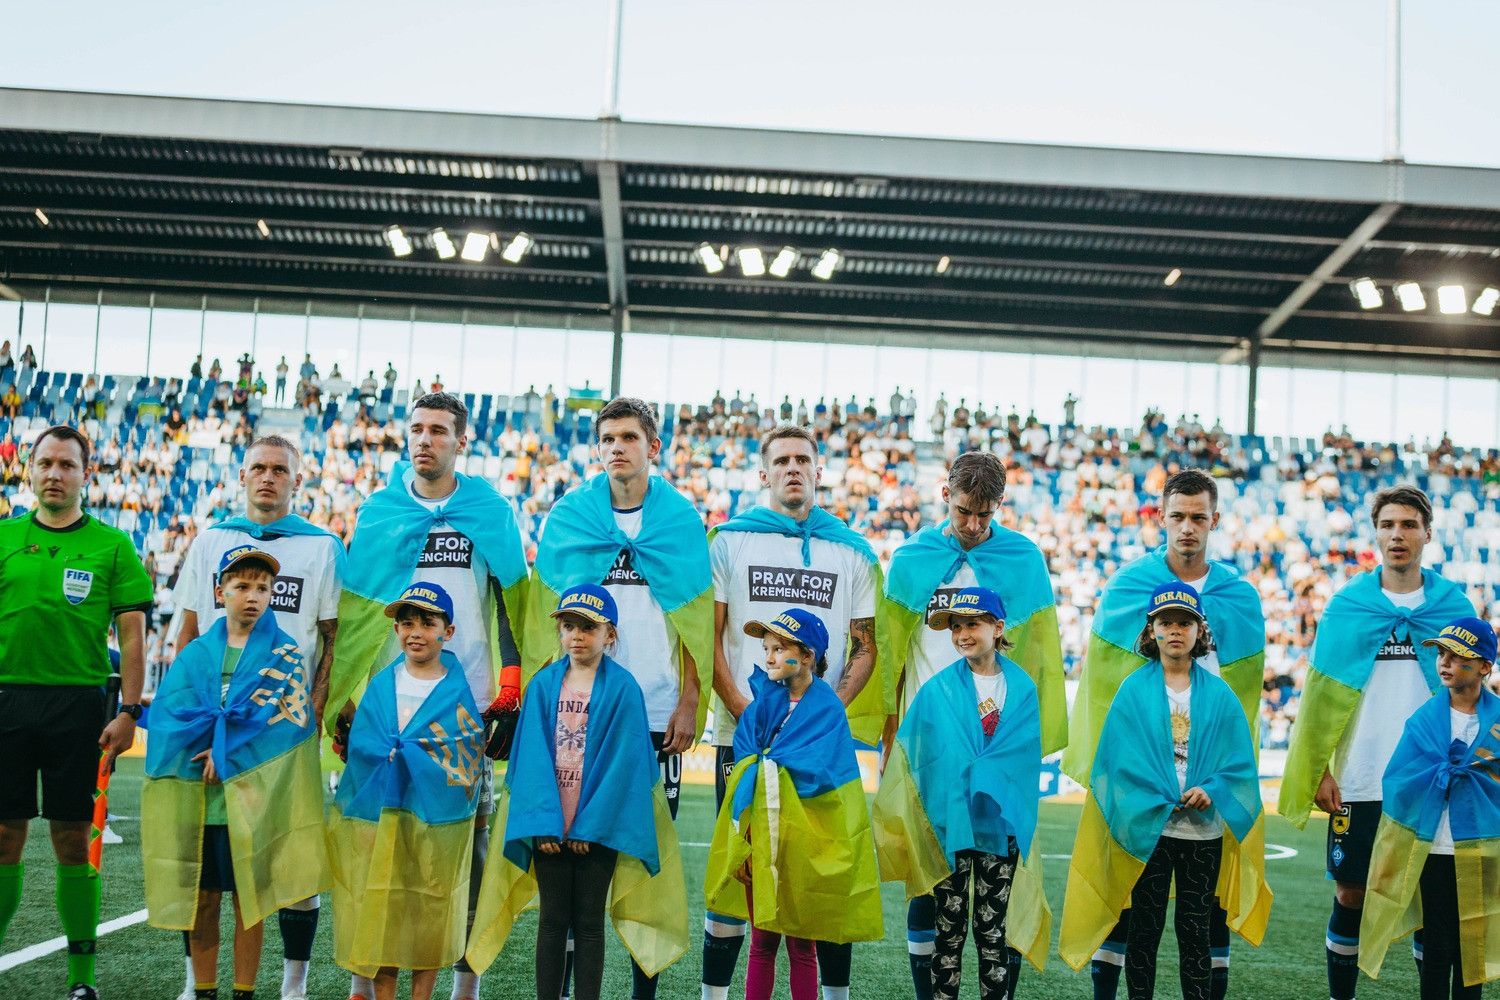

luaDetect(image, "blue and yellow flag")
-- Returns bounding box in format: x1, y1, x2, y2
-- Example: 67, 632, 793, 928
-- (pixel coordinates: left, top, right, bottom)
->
326, 463, 528, 730
872, 656, 1051, 969
1059, 662, 1272, 970
525, 473, 713, 727
1063, 547, 1264, 787
1279, 568, 1473, 828
713, 505, 887, 744
879, 522, 1067, 753
465, 656, 688, 977
143, 610, 328, 930
703, 668, 883, 944
327, 654, 484, 977
216, 512, 344, 550
1360, 687, 1500, 987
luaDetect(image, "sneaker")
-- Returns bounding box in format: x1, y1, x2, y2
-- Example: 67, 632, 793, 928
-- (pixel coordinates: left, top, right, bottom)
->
101, 824, 123, 846
67, 987, 100, 1000
177, 988, 197, 1000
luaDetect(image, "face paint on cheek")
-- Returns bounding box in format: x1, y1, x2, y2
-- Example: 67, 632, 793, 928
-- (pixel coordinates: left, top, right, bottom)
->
783, 657, 799, 668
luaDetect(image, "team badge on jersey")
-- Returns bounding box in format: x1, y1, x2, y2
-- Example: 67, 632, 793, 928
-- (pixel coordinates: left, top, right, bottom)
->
1332, 806, 1351, 835
63, 568, 94, 606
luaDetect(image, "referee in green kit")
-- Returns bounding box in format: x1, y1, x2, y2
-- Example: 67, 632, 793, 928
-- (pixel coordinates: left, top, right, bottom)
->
0, 425, 153, 1000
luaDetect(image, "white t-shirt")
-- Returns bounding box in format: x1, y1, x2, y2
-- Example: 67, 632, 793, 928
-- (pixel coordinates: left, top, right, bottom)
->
1432, 706, 1481, 856
405, 484, 505, 705
1161, 682, 1225, 840
395, 664, 442, 731
1176, 571, 1220, 677
710, 526, 878, 744
174, 524, 343, 667
599, 505, 681, 732
1332, 587, 1429, 802
973, 668, 1006, 733
902, 560, 979, 712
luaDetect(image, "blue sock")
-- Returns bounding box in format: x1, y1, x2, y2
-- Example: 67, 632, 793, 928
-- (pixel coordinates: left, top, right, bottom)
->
907, 896, 935, 1000
701, 913, 747, 989
1326, 901, 1361, 1000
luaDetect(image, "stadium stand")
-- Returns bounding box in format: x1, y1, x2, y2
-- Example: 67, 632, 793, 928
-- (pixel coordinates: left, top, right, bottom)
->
4, 353, 1499, 751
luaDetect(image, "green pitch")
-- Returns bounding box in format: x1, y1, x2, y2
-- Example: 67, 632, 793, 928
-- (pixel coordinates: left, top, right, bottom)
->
2, 760, 1420, 998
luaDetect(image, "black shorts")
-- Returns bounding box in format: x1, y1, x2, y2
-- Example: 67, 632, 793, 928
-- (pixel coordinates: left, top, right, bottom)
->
714, 744, 736, 808
649, 731, 682, 822
1326, 800, 1383, 885
0, 684, 107, 822
199, 825, 236, 893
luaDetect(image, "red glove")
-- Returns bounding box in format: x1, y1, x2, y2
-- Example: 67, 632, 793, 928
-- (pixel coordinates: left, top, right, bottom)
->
484, 665, 522, 760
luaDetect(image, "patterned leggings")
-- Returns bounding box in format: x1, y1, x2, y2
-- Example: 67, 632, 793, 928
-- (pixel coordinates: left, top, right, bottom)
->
1109, 835, 1223, 1000
931, 846, 1017, 1000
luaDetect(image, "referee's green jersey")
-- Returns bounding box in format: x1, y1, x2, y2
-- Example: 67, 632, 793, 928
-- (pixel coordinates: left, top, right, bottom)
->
0, 512, 154, 685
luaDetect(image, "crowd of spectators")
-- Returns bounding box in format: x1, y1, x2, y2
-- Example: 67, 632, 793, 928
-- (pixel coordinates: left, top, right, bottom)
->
5, 350, 1500, 742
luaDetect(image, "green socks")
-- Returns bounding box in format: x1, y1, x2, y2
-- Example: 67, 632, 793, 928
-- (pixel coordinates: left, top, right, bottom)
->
55, 863, 100, 987
0, 863, 21, 944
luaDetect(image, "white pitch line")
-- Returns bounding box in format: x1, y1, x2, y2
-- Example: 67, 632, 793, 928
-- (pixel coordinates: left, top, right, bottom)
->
0, 908, 148, 972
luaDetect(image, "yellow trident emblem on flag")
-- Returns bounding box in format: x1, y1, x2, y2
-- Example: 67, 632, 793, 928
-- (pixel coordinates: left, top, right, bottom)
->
250, 643, 312, 728
419, 705, 485, 797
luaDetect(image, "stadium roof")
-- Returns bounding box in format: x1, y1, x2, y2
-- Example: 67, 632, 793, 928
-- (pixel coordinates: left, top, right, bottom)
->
2, 86, 1500, 381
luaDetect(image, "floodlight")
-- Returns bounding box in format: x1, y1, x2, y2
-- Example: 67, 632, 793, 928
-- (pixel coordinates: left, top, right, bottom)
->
737, 247, 766, 277
768, 247, 798, 278
461, 231, 490, 263
1437, 284, 1467, 315
501, 232, 535, 264
431, 228, 456, 260
811, 248, 842, 280
33, 208, 49, 226
1163, 267, 1182, 287
1350, 277, 1382, 309
256, 219, 271, 238
936, 255, 951, 274
385, 225, 413, 257
1472, 287, 1499, 317
1394, 281, 1426, 311
696, 243, 725, 274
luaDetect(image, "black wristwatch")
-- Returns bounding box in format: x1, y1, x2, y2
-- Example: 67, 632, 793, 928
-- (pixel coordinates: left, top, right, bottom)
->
117, 704, 143, 721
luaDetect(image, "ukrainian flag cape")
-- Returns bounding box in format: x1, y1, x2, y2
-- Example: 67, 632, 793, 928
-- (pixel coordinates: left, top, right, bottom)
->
143, 611, 327, 930
216, 512, 343, 548
465, 656, 688, 977
878, 522, 1066, 753
327, 654, 484, 976
1360, 687, 1500, 987
1062, 548, 1264, 786
713, 505, 887, 744
326, 463, 528, 730
704, 669, 883, 943
1279, 568, 1472, 828
1059, 662, 1272, 970
525, 473, 713, 730
872, 657, 1051, 969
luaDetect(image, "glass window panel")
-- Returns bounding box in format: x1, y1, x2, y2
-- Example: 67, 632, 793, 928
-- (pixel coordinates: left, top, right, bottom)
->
408, 321, 463, 396
1135, 360, 1188, 428
718, 337, 774, 411
305, 315, 352, 382
40, 303, 98, 375
200, 310, 254, 380
823, 343, 876, 413
353, 318, 411, 393
458, 321, 514, 401
927, 347, 981, 420
1286, 367, 1341, 445
148, 307, 206, 380
1028, 354, 1082, 426
1393, 373, 1448, 450
619, 332, 670, 407
250, 312, 308, 392
96, 306, 150, 377
1446, 375, 1497, 451
564, 329, 613, 396
1076, 356, 1134, 430
0, 301, 17, 351
1254, 366, 1291, 441
510, 326, 572, 401
1343, 371, 1397, 444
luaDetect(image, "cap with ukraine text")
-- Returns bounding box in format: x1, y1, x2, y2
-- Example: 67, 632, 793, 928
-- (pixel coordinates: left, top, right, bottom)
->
384, 581, 455, 623
550, 584, 619, 627
217, 544, 280, 580
1422, 616, 1497, 663
745, 608, 830, 663
927, 587, 1006, 631
1146, 582, 1205, 622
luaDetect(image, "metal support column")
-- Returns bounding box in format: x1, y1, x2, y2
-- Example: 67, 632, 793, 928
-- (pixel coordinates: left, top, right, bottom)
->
1246, 337, 1261, 436
608, 305, 625, 397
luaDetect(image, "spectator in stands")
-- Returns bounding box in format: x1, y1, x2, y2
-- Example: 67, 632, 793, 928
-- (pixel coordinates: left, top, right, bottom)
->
207, 357, 222, 382
428, 373, 442, 394
0, 340, 11, 377
236, 352, 253, 382
274, 355, 289, 404
383, 361, 397, 392
1, 383, 19, 419
190, 354, 203, 379
541, 385, 556, 436
358, 370, 378, 404
253, 372, 267, 398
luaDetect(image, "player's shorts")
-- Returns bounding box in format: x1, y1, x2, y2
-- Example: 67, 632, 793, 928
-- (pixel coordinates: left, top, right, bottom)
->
714, 744, 736, 808
1326, 800, 1383, 885
0, 684, 108, 822
200, 825, 237, 892
650, 731, 683, 821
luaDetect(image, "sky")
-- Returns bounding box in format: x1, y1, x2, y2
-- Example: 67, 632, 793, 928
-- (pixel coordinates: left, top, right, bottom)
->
3, 0, 1499, 166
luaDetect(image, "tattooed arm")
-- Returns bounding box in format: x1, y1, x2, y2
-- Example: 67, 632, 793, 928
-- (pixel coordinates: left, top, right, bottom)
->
835, 616, 876, 707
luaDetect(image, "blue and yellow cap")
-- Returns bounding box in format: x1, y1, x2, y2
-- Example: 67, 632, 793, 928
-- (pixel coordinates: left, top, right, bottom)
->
1147, 582, 1205, 622
551, 584, 619, 626
217, 544, 280, 580
927, 587, 1006, 631
384, 581, 455, 623
745, 608, 830, 663
1422, 616, 1497, 663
